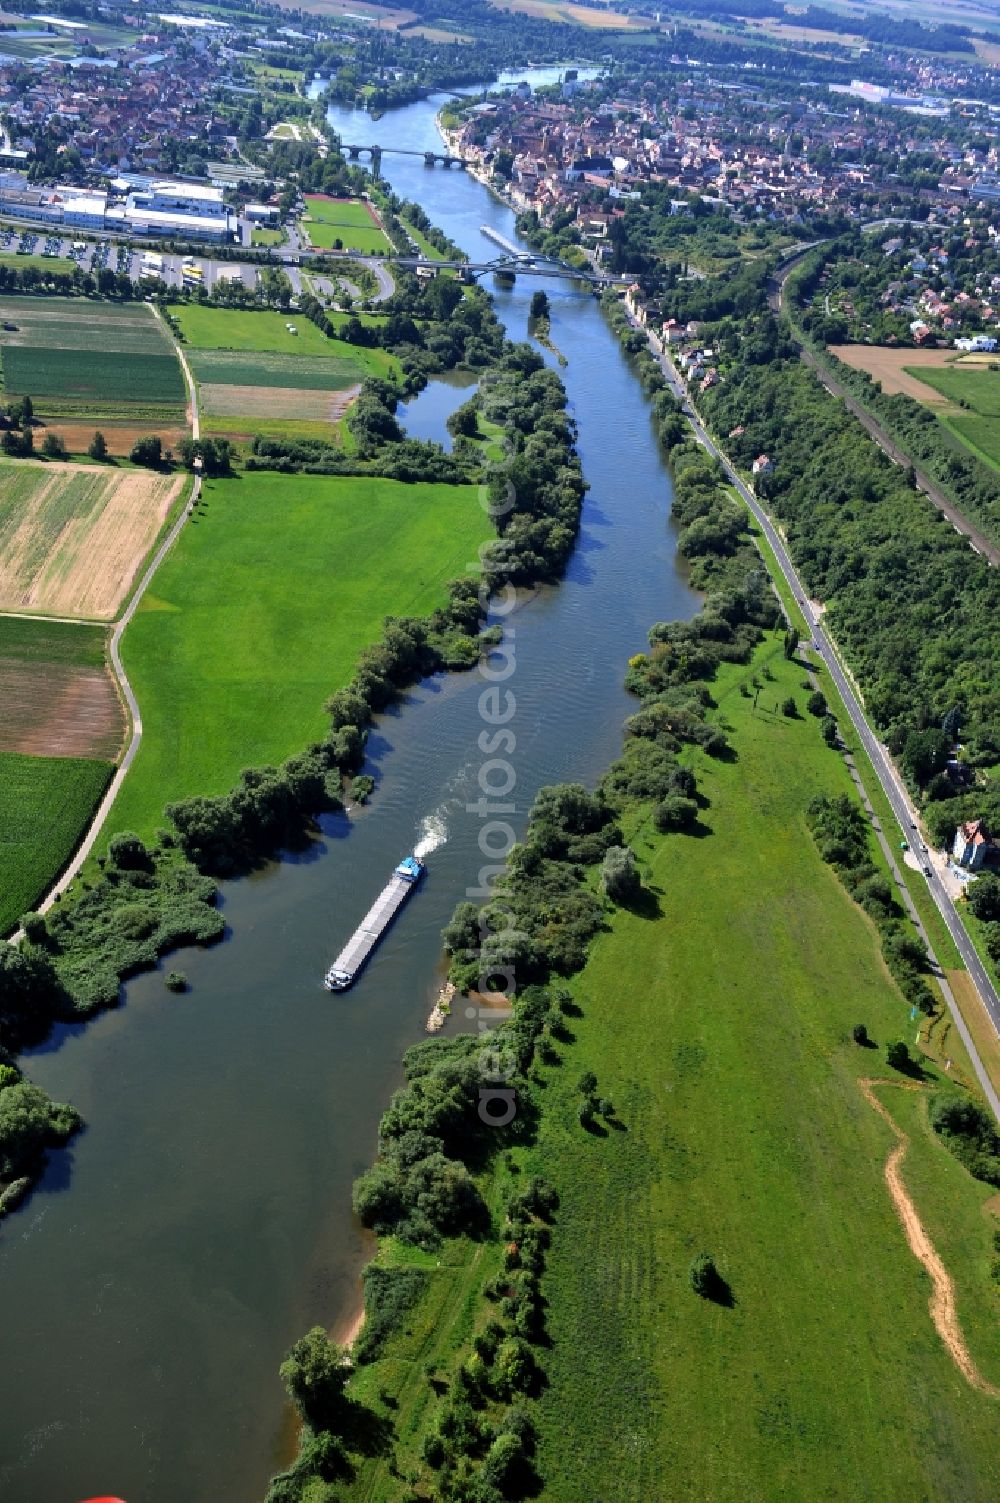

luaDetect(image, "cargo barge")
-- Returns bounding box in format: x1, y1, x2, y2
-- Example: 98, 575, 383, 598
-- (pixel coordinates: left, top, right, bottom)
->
323, 855, 424, 991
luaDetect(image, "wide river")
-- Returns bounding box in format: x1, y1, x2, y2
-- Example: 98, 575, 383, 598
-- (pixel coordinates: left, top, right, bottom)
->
0, 70, 699, 1503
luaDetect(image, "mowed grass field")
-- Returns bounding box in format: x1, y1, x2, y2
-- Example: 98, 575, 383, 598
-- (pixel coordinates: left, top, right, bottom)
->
168, 305, 355, 357
904, 362, 1000, 473
0, 751, 111, 935
0, 296, 186, 420
344, 640, 1000, 1502
108, 471, 491, 841
0, 461, 186, 619
303, 195, 391, 255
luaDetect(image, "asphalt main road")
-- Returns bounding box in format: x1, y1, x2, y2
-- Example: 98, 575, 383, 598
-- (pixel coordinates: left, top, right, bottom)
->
650, 335, 1000, 1118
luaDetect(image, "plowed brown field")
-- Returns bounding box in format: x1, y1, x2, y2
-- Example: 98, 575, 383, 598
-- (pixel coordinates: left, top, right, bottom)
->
199, 382, 361, 421
40, 422, 188, 458
0, 656, 123, 758
831, 344, 959, 400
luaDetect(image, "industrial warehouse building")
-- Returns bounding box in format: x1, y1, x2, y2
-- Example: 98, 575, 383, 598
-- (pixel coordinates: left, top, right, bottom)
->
0, 174, 236, 242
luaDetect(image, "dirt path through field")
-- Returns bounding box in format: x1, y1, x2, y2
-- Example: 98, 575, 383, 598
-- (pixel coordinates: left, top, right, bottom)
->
860, 1077, 1000, 1397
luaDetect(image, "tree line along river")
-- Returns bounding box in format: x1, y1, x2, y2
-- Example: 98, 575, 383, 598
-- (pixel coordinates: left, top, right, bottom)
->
0, 71, 700, 1503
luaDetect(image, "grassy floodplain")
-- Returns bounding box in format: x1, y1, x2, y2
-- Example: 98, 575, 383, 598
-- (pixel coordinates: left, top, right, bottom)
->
168, 304, 359, 357
108, 471, 491, 842
344, 640, 1000, 1502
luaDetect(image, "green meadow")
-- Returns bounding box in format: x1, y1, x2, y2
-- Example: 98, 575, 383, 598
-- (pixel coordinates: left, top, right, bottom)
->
168, 304, 349, 357
344, 639, 1000, 1502
906, 363, 1000, 473
165, 300, 396, 387
108, 471, 491, 842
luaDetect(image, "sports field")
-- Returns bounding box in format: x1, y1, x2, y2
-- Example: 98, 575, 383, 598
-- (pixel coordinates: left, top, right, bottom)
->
903, 363, 1000, 473
108, 471, 492, 841
302, 196, 391, 255
0, 751, 111, 935
343, 640, 1000, 1501
0, 296, 186, 421
0, 462, 185, 619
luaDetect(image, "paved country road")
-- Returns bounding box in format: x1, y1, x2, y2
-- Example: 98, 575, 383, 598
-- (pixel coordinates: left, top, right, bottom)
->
645, 325, 1000, 1121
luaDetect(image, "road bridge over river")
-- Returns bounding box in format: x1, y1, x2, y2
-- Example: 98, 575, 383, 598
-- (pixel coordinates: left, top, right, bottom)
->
339, 141, 466, 167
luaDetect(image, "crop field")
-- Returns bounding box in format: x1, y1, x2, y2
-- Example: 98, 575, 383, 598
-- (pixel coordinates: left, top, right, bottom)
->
0, 296, 186, 418
303, 196, 391, 255
186, 347, 389, 389
0, 296, 177, 354
488, 0, 650, 25
2, 345, 185, 407
0, 615, 120, 932
276, 0, 416, 21
0, 613, 123, 757
108, 470, 492, 841
0, 751, 111, 935
345, 640, 1000, 1502
0, 462, 185, 619
200, 414, 354, 446
198, 382, 360, 422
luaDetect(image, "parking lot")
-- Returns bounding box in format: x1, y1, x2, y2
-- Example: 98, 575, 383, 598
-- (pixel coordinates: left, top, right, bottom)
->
0, 219, 262, 293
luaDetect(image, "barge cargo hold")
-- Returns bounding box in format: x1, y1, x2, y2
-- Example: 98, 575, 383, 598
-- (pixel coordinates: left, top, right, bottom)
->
324, 855, 424, 991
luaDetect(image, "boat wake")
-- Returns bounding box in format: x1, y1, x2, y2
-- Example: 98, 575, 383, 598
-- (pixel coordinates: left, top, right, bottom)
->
414, 810, 447, 859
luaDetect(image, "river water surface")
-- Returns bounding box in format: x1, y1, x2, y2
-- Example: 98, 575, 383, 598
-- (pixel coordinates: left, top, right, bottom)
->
0, 72, 699, 1503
